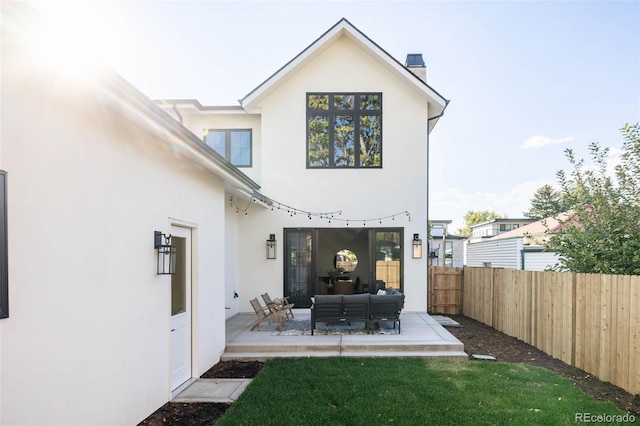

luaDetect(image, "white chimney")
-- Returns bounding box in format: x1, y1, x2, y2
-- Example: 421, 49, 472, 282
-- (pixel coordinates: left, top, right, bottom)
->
405, 53, 426, 83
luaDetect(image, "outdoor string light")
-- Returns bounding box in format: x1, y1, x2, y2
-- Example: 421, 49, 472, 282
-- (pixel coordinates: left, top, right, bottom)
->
229, 195, 411, 225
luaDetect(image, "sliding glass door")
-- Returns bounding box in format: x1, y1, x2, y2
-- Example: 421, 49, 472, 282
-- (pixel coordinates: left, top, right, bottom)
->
284, 228, 403, 298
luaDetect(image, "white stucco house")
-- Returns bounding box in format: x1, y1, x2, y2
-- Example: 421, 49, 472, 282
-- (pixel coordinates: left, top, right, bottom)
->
1, 5, 448, 425
158, 18, 448, 315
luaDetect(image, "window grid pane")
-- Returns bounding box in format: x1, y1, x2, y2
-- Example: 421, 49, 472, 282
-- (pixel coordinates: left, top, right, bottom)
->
205, 131, 226, 157
334, 115, 354, 166
360, 94, 381, 111
308, 95, 329, 110
230, 131, 251, 166
308, 115, 330, 167
359, 115, 381, 167
334, 94, 354, 110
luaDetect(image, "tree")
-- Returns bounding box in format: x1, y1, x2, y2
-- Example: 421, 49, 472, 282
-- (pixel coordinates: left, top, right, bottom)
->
546, 123, 640, 275
523, 184, 567, 220
456, 210, 503, 236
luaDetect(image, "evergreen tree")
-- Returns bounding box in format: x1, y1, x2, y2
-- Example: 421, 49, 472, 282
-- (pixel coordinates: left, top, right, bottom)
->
523, 184, 566, 219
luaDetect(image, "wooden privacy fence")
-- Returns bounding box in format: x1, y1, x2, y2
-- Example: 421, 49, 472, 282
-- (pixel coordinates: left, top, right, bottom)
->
428, 266, 463, 314
463, 267, 640, 395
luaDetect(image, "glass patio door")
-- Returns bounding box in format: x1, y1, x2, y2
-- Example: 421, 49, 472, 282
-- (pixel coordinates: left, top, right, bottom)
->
372, 229, 402, 291
284, 229, 313, 297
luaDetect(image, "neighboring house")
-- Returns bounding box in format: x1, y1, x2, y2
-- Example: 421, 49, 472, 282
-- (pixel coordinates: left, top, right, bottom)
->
1, 7, 448, 425
159, 18, 448, 314
465, 216, 561, 270
428, 220, 464, 267
467, 217, 537, 243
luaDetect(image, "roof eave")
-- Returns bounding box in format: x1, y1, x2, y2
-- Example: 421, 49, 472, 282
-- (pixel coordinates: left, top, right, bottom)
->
240, 18, 449, 115
99, 70, 260, 192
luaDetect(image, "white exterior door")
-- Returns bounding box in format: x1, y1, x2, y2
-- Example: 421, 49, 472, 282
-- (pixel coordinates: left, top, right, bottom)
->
170, 225, 192, 391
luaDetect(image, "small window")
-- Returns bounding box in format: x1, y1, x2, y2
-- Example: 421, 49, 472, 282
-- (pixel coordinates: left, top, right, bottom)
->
0, 171, 7, 319
203, 129, 252, 167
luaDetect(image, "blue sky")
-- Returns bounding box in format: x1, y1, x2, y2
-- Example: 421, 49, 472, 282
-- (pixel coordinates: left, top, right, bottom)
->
33, 0, 640, 232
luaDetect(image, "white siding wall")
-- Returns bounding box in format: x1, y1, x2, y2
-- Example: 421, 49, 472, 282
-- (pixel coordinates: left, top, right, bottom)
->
1, 18, 230, 425
523, 251, 559, 271
465, 238, 524, 269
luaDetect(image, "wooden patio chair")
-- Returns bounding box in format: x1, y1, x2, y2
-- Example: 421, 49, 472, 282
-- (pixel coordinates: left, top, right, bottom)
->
250, 298, 288, 331
261, 292, 295, 320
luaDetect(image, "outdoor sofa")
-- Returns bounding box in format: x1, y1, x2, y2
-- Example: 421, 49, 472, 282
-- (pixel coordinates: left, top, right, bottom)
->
311, 289, 405, 335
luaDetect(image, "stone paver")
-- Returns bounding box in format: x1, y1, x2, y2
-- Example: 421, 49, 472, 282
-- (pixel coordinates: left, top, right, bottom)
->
173, 378, 252, 403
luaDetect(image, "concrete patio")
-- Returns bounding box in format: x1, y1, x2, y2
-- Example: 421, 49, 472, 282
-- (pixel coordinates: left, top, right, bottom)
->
221, 310, 467, 361
173, 311, 466, 403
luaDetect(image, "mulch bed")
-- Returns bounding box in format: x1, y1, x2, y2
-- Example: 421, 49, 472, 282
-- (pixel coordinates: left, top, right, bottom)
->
138, 361, 263, 426
139, 317, 638, 425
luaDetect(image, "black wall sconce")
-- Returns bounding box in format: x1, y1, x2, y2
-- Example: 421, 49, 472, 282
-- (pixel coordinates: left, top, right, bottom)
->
412, 233, 423, 259
154, 231, 176, 274
266, 234, 277, 259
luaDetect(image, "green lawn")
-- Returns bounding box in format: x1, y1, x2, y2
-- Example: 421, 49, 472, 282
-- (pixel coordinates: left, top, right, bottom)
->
216, 357, 630, 425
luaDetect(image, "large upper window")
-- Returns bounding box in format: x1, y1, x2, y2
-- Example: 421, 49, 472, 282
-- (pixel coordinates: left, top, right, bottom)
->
203, 129, 252, 167
307, 93, 382, 168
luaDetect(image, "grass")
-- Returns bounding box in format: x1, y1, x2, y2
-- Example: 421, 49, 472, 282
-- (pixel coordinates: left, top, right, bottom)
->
216, 358, 630, 426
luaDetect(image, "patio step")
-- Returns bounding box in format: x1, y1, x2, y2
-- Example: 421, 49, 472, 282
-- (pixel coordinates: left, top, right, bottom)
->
222, 339, 466, 361
221, 350, 468, 361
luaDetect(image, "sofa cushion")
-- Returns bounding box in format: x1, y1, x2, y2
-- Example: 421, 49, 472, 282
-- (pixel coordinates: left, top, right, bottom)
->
345, 293, 371, 305
314, 294, 342, 304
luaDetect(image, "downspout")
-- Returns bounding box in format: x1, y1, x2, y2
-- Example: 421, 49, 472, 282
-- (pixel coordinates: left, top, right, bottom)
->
521, 248, 525, 270
426, 107, 447, 264
425, 109, 444, 305
426, 103, 449, 307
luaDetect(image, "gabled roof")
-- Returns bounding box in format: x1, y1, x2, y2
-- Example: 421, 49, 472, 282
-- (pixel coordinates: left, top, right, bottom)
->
239, 18, 449, 128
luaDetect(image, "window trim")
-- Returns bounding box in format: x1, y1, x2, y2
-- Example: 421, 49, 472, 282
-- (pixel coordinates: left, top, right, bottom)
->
0, 170, 7, 319
203, 128, 253, 167
306, 92, 382, 169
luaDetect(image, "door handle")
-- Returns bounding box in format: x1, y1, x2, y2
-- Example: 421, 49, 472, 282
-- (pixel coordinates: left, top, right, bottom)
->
171, 329, 175, 332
